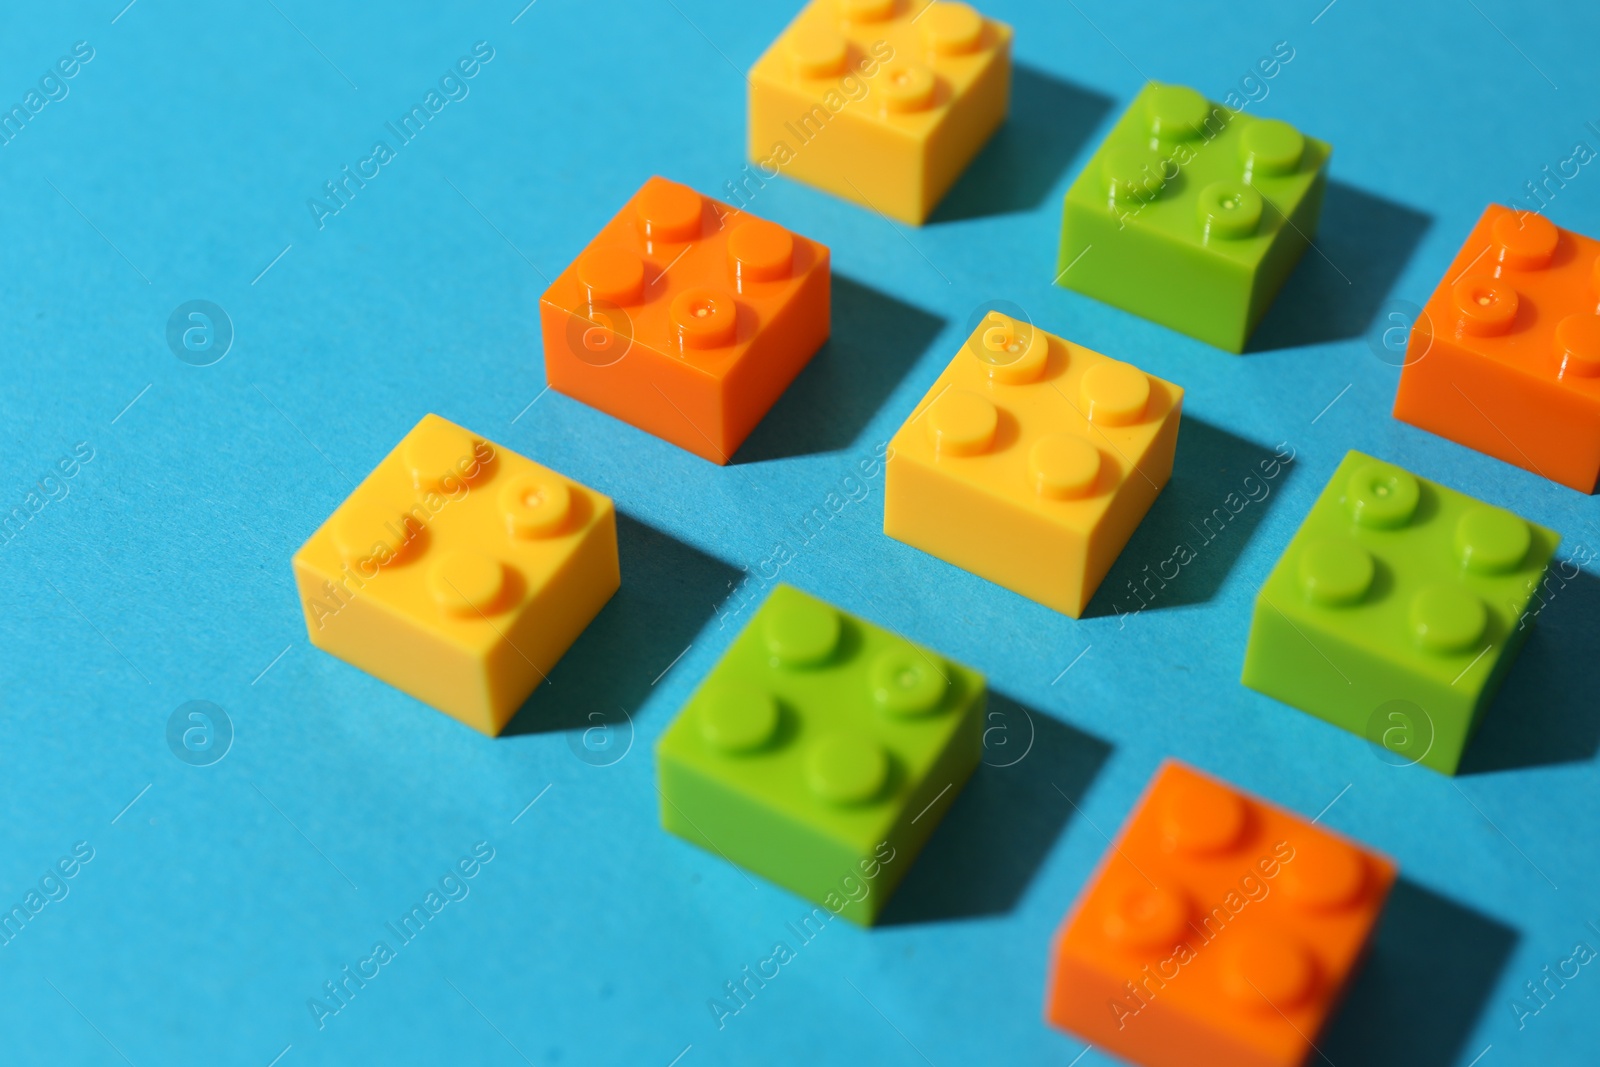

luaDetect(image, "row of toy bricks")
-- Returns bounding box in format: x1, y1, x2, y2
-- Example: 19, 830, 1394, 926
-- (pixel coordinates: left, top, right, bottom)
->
652, 580, 1398, 1067
751, 0, 1320, 352
293, 309, 1560, 774
754, 3, 1600, 493
883, 312, 1564, 780
840, 301, 1562, 780
538, 167, 1600, 503
292, 287, 1179, 739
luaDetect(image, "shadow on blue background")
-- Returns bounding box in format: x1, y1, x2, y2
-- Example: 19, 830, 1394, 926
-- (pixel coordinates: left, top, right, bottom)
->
930, 65, 1115, 224
1460, 567, 1600, 775
1249, 181, 1433, 353
1322, 878, 1518, 1067
1085, 417, 1297, 618
735, 274, 945, 463
879, 694, 1112, 926
504, 512, 737, 737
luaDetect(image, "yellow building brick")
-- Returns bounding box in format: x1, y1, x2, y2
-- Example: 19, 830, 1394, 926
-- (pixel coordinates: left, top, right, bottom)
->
293, 414, 619, 735
885, 314, 1183, 617
748, 0, 1011, 225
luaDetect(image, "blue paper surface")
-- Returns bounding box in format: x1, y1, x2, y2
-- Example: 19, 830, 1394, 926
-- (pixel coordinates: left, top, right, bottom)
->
1, 1, 1597, 1064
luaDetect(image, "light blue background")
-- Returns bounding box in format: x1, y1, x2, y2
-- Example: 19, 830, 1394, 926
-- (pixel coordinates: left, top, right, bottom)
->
1, 1, 1596, 1064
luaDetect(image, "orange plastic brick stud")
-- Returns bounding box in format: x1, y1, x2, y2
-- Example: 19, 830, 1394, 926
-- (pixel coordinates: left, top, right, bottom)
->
1045, 760, 1396, 1067
1394, 204, 1600, 493
539, 176, 831, 464
885, 312, 1182, 617
748, 0, 1012, 224
292, 414, 619, 736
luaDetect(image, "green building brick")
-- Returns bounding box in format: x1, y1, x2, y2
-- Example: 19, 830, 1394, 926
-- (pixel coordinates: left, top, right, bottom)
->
1057, 82, 1331, 353
656, 584, 984, 924
1242, 451, 1559, 775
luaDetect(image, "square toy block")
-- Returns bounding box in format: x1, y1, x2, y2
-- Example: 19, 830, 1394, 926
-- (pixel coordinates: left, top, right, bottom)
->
655, 584, 983, 925
292, 414, 619, 736
884, 311, 1183, 617
1242, 450, 1558, 775
1058, 82, 1331, 352
1393, 204, 1600, 493
748, 0, 1011, 225
539, 176, 830, 464
1046, 760, 1396, 1067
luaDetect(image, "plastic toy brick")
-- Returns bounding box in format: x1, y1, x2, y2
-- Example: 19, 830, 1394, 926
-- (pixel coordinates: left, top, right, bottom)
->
1393, 204, 1600, 493
1045, 759, 1396, 1067
1242, 450, 1558, 775
747, 0, 1012, 225
292, 414, 619, 736
539, 176, 830, 464
655, 584, 983, 924
884, 311, 1183, 617
1057, 82, 1331, 352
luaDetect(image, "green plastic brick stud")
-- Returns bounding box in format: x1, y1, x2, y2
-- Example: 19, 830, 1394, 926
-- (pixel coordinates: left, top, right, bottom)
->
1057, 82, 1331, 352
655, 584, 984, 924
1242, 451, 1559, 775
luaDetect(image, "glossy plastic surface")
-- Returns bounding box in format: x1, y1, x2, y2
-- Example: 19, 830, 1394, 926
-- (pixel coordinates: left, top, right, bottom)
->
1058, 82, 1331, 352
539, 176, 831, 463
1242, 450, 1558, 774
656, 583, 984, 924
1046, 760, 1396, 1067
1394, 204, 1600, 492
292, 413, 620, 735
748, 0, 1012, 224
884, 311, 1183, 616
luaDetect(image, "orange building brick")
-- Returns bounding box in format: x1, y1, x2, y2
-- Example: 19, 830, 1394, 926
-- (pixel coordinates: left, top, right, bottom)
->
539, 176, 830, 464
884, 312, 1182, 617
1393, 204, 1600, 493
1045, 761, 1395, 1067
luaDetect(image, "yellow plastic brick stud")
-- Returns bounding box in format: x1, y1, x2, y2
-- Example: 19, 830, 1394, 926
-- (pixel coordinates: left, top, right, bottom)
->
885, 313, 1183, 617
292, 414, 620, 735
748, 0, 1012, 224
